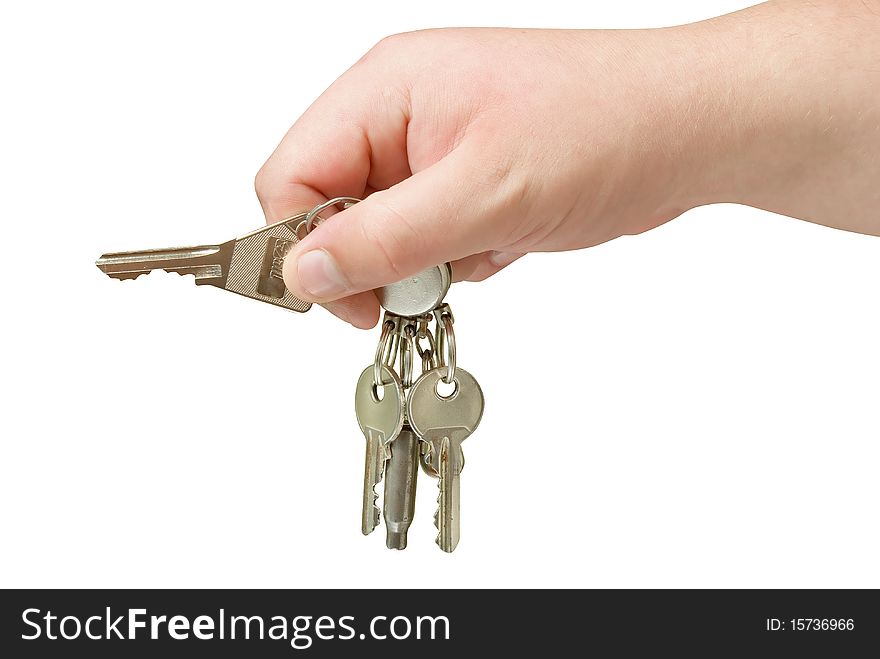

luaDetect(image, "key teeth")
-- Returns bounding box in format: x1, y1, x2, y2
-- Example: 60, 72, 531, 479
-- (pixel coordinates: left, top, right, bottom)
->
432, 441, 445, 550
98, 269, 146, 281
365, 484, 381, 535
363, 507, 380, 536
433, 479, 442, 547
98, 268, 188, 282
432, 439, 458, 553
163, 268, 210, 282
364, 454, 386, 535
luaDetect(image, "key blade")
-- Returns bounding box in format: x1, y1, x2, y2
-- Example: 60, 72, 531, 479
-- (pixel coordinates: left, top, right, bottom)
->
95, 244, 232, 286
95, 213, 313, 312
384, 426, 419, 550
435, 437, 461, 553
362, 430, 389, 536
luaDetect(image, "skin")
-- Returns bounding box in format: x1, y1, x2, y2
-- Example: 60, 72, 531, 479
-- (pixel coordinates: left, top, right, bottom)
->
255, 0, 880, 328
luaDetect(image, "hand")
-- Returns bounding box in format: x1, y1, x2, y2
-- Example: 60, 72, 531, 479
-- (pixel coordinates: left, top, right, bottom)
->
255, 27, 693, 327
255, 1, 880, 328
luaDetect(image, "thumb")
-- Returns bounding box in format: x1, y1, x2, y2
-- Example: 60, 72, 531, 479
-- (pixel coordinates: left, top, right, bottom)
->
282, 147, 497, 302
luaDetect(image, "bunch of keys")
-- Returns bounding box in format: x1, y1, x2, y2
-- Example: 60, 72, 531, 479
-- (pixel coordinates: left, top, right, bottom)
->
357, 304, 484, 552
96, 197, 485, 552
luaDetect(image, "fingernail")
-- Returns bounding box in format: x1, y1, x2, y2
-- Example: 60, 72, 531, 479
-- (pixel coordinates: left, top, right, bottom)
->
295, 249, 349, 298
489, 251, 523, 268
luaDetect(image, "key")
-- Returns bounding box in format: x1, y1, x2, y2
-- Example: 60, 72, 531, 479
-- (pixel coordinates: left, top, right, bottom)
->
382, 422, 419, 550
95, 214, 312, 312
355, 363, 405, 536
96, 210, 452, 317
377, 314, 419, 549
407, 367, 484, 552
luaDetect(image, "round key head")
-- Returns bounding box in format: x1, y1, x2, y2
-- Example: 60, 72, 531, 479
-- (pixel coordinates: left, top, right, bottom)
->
406, 367, 484, 439
355, 364, 405, 442
376, 263, 452, 317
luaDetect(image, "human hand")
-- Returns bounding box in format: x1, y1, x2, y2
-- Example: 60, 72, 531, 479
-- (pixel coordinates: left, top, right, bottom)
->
256, 2, 880, 328
255, 27, 701, 327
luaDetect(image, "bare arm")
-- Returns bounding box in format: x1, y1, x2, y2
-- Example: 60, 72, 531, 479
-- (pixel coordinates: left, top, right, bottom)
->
685, 0, 880, 234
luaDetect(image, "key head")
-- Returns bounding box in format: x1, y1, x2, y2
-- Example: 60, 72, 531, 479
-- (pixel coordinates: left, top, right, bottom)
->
224, 215, 312, 312
355, 364, 405, 445
407, 367, 484, 451
376, 263, 452, 317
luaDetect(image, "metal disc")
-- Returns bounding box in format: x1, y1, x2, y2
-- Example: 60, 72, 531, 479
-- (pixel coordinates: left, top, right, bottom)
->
376, 263, 452, 317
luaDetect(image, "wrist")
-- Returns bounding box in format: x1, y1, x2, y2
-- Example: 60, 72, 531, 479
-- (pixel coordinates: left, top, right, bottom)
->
660, 14, 806, 211
661, 1, 877, 221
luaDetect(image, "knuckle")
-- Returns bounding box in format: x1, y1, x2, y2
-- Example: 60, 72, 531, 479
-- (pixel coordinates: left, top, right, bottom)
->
481, 152, 532, 211
376, 32, 404, 50
254, 164, 271, 201
359, 33, 406, 65
484, 155, 516, 189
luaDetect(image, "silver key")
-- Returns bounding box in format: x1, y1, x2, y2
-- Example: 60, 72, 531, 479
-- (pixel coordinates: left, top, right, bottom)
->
355, 364, 405, 536
382, 423, 419, 550
95, 214, 313, 312
407, 367, 484, 552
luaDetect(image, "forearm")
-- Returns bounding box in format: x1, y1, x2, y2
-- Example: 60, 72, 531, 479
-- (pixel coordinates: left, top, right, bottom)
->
674, 0, 880, 234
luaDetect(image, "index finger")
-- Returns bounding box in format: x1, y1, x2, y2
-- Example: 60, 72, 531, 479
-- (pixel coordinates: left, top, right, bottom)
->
255, 66, 413, 223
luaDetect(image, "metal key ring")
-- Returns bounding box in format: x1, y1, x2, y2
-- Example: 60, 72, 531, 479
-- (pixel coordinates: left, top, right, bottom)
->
415, 325, 437, 372
399, 322, 416, 389
373, 320, 395, 389
439, 313, 456, 385
384, 329, 400, 368
305, 196, 362, 234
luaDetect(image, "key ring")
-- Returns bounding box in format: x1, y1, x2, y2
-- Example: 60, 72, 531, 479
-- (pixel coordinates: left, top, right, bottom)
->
373, 319, 395, 389
380, 313, 402, 369
439, 313, 456, 384
305, 197, 362, 234
433, 305, 456, 385
399, 321, 416, 389
384, 326, 400, 368
415, 326, 437, 373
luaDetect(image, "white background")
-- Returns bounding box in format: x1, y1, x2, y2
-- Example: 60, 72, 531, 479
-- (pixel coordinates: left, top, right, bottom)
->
1, 0, 878, 588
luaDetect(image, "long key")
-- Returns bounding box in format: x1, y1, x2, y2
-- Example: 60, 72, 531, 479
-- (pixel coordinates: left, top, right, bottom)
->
97, 212, 455, 319
95, 214, 312, 312
382, 423, 419, 550
407, 367, 484, 552
355, 364, 405, 535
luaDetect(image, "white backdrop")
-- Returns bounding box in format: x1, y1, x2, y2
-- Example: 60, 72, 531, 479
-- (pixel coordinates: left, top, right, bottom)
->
1, 0, 878, 588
